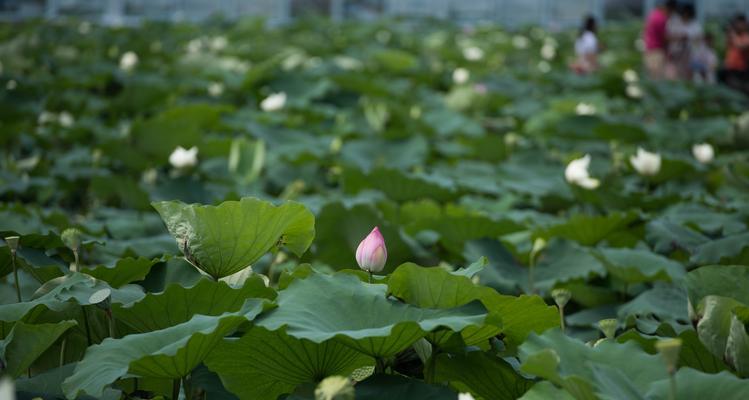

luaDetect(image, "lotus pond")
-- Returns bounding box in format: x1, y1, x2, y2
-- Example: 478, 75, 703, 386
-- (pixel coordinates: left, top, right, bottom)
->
2, 17, 749, 400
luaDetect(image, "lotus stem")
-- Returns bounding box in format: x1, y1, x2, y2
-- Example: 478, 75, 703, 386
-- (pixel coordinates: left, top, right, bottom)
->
173, 378, 181, 400
72, 250, 79, 272
81, 306, 92, 347
559, 306, 566, 334
368, 270, 373, 284
11, 250, 21, 302
59, 337, 67, 367
668, 372, 677, 400
106, 308, 116, 339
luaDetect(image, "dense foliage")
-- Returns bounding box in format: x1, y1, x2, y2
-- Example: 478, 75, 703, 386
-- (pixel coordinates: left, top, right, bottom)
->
1, 16, 749, 400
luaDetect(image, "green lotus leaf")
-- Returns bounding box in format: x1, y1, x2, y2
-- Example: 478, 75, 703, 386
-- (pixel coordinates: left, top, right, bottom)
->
434, 351, 533, 400
356, 374, 458, 400
0, 272, 144, 322
114, 276, 275, 332
0, 320, 77, 377
597, 248, 685, 284
152, 197, 315, 279
81, 256, 161, 288
206, 326, 373, 400
62, 298, 271, 399
255, 273, 488, 357
685, 265, 749, 307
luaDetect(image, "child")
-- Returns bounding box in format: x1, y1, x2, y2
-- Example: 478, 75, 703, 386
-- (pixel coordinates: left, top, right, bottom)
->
691, 33, 718, 83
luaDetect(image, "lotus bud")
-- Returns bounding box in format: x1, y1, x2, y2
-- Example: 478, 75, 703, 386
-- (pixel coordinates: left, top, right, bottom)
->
459, 393, 476, 400
564, 154, 600, 189
692, 143, 714, 164
656, 338, 682, 374
169, 146, 198, 169
0, 376, 15, 400
623, 69, 639, 83
598, 318, 618, 339
630, 147, 661, 176
61, 228, 81, 252
551, 288, 571, 309
355, 227, 387, 273
314, 376, 355, 400
530, 237, 546, 261
4, 236, 19, 253
260, 92, 286, 112
462, 46, 484, 61
575, 103, 596, 116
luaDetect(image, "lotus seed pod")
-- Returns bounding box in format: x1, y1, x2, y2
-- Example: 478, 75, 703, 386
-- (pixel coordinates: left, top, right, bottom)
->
551, 288, 572, 308
61, 228, 82, 251
4, 236, 19, 252
314, 376, 355, 400
598, 318, 618, 339
655, 338, 682, 373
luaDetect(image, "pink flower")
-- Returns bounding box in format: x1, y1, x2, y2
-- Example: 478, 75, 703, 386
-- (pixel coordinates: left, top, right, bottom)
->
355, 226, 387, 273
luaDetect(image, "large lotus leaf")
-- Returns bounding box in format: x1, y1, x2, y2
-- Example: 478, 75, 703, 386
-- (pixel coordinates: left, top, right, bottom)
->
205, 326, 373, 400
255, 273, 488, 357
690, 233, 749, 265
387, 262, 557, 346
114, 276, 276, 332
662, 203, 746, 235
81, 257, 161, 288
538, 212, 638, 246
685, 265, 749, 307
407, 214, 524, 256
645, 219, 709, 255
617, 283, 689, 328
342, 167, 458, 203
356, 374, 458, 400
152, 197, 315, 279
464, 238, 605, 294
434, 351, 533, 400
519, 381, 575, 400
616, 329, 727, 374
727, 306, 749, 377
0, 272, 144, 322
597, 248, 685, 284
0, 320, 76, 377
645, 368, 749, 400
62, 299, 270, 399
519, 329, 668, 400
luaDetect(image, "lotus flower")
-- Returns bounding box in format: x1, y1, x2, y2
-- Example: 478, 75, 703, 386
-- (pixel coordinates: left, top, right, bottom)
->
692, 143, 714, 164
575, 103, 596, 116
630, 147, 661, 176
626, 84, 643, 99
169, 146, 198, 169
458, 393, 476, 400
355, 226, 387, 273
623, 69, 638, 83
564, 154, 600, 189
208, 82, 224, 97
462, 46, 484, 61
119, 51, 138, 71
452, 67, 470, 84
261, 92, 286, 112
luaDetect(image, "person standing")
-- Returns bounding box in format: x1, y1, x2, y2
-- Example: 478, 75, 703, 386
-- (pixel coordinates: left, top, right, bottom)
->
644, 0, 677, 79
572, 15, 599, 74
720, 15, 749, 93
666, 4, 702, 80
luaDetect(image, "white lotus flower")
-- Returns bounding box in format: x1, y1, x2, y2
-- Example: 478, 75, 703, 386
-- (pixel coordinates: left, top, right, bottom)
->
208, 82, 224, 97
452, 67, 470, 84
38, 111, 57, 125
6, 80, 17, 90
626, 84, 643, 99
538, 60, 551, 73
692, 143, 714, 164
541, 43, 556, 60
463, 46, 484, 61
576, 103, 596, 116
623, 69, 639, 83
458, 393, 475, 400
630, 147, 661, 176
512, 35, 530, 49
169, 146, 198, 169
260, 92, 286, 112
565, 154, 600, 189
211, 36, 228, 51
58, 111, 74, 128
187, 38, 202, 54
119, 51, 138, 71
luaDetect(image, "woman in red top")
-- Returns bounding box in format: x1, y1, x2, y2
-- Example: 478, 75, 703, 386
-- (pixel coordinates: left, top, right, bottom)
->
720, 15, 749, 94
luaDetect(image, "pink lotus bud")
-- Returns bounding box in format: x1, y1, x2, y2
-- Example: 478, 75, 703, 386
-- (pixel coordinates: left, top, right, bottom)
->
355, 226, 387, 273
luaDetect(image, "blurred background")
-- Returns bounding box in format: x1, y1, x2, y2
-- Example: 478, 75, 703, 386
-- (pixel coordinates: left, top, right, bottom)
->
0, 0, 747, 27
